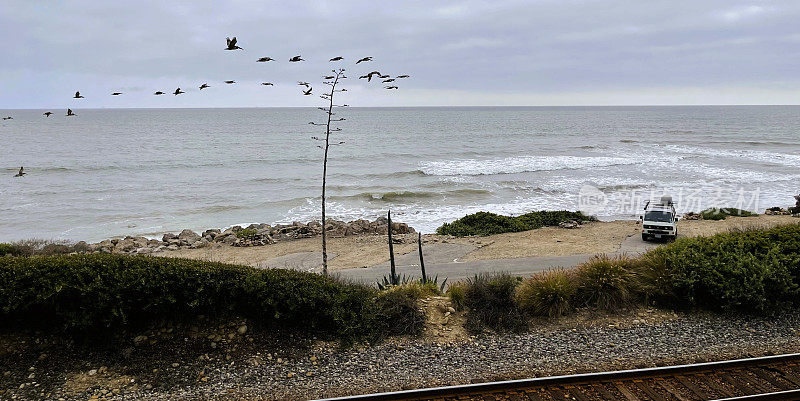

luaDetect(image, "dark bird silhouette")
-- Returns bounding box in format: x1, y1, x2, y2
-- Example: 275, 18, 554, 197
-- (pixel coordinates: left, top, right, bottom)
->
2, 116, 12, 120
225, 37, 243, 50
111, 92, 122, 96
385, 86, 398, 89
302, 87, 313, 95
73, 91, 84, 99
379, 74, 390, 79
66, 108, 76, 116
323, 75, 335, 79
289, 55, 304, 62
298, 81, 310, 88
14, 167, 26, 177
358, 74, 369, 80
329, 56, 343, 62
43, 112, 53, 117
356, 57, 372, 64
382, 78, 395, 83
224, 80, 236, 84
396, 75, 410, 78
256, 57, 274, 62
173, 87, 185, 95
199, 83, 210, 90
261, 82, 273, 86
154, 91, 165, 95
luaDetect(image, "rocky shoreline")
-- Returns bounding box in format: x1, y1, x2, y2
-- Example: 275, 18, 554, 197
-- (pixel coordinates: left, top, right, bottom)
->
83, 217, 415, 255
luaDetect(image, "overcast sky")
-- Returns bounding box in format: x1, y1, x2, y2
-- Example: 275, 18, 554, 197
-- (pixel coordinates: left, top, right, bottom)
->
1, 0, 799, 108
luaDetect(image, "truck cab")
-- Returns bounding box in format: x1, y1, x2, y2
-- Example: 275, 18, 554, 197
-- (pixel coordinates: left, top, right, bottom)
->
641, 196, 678, 241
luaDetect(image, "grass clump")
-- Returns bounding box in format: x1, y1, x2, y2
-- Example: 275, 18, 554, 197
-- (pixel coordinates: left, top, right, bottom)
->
575, 255, 639, 311
0, 254, 424, 343
699, 207, 757, 221
446, 282, 467, 310
515, 269, 576, 318
436, 210, 595, 237
460, 273, 525, 333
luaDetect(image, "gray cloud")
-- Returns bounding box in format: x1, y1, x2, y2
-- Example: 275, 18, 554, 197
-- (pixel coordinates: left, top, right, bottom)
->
1, 0, 799, 108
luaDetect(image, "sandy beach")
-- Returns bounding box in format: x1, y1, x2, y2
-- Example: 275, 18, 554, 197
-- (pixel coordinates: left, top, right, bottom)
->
156, 215, 799, 272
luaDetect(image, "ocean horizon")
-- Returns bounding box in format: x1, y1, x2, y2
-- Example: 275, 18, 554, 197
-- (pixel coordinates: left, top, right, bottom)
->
2, 105, 799, 242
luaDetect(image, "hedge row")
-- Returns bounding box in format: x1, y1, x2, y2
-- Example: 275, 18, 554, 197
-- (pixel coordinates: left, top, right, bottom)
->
0, 254, 424, 342
436, 210, 596, 237
451, 224, 800, 332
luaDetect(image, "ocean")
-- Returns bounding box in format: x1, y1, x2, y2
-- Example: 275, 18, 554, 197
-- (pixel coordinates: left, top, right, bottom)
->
1, 106, 799, 242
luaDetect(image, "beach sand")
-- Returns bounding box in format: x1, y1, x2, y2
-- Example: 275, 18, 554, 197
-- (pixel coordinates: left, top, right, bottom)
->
156, 215, 799, 271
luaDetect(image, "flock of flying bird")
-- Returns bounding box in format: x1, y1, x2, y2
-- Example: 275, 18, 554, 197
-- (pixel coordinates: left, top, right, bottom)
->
2, 36, 408, 121
6, 36, 410, 177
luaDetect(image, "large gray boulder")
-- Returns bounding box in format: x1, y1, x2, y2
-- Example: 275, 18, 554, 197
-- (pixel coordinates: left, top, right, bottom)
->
178, 229, 201, 245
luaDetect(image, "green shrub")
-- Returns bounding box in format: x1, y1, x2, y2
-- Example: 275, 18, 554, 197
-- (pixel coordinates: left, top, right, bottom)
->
461, 273, 525, 333
0, 254, 424, 342
575, 255, 639, 311
0, 243, 23, 257
235, 229, 258, 239
699, 207, 757, 221
436, 210, 595, 237
639, 224, 800, 314
515, 269, 576, 318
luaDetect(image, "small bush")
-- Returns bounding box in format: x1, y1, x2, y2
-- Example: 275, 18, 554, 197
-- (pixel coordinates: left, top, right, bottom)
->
374, 284, 427, 337
461, 273, 525, 333
575, 255, 639, 311
0, 243, 24, 257
0, 254, 425, 343
436, 210, 595, 237
516, 269, 576, 318
699, 207, 757, 221
235, 229, 258, 239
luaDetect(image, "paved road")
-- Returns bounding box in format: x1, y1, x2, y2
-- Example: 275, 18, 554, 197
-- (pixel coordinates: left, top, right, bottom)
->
253, 231, 668, 284
335, 232, 665, 284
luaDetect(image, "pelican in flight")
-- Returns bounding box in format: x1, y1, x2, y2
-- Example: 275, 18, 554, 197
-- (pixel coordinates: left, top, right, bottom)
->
396, 75, 410, 78
73, 91, 84, 99
66, 108, 76, 116
385, 86, 398, 89
225, 37, 243, 50
356, 57, 372, 64
174, 87, 185, 95
382, 78, 395, 83
359, 71, 381, 82
225, 80, 236, 84
154, 91, 165, 95
323, 75, 335, 80
289, 55, 304, 62
14, 167, 26, 177
329, 56, 343, 62
111, 92, 122, 96
261, 82, 274, 86
257, 57, 274, 62
43, 111, 53, 117
302, 87, 313, 95
199, 83, 210, 90
298, 81, 310, 88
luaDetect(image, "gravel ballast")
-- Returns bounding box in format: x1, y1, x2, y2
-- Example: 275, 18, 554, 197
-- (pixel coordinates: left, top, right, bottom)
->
2, 310, 799, 400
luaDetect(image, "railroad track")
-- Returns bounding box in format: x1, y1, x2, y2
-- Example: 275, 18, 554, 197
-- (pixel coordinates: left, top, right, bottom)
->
317, 353, 800, 401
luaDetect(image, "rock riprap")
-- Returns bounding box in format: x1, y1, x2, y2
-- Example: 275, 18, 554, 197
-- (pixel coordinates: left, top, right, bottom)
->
86, 217, 415, 255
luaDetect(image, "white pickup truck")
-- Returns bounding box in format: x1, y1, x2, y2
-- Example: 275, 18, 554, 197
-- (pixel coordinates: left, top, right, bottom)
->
640, 196, 678, 241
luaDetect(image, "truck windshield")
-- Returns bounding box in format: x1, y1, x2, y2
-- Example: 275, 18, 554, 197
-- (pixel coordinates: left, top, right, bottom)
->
645, 211, 673, 223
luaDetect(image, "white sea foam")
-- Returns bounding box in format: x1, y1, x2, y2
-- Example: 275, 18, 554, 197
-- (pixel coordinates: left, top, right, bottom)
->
419, 155, 638, 176
665, 145, 800, 168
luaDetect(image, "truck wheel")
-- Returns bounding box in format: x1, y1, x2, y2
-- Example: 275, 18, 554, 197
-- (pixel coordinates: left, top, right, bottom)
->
641, 233, 649, 241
